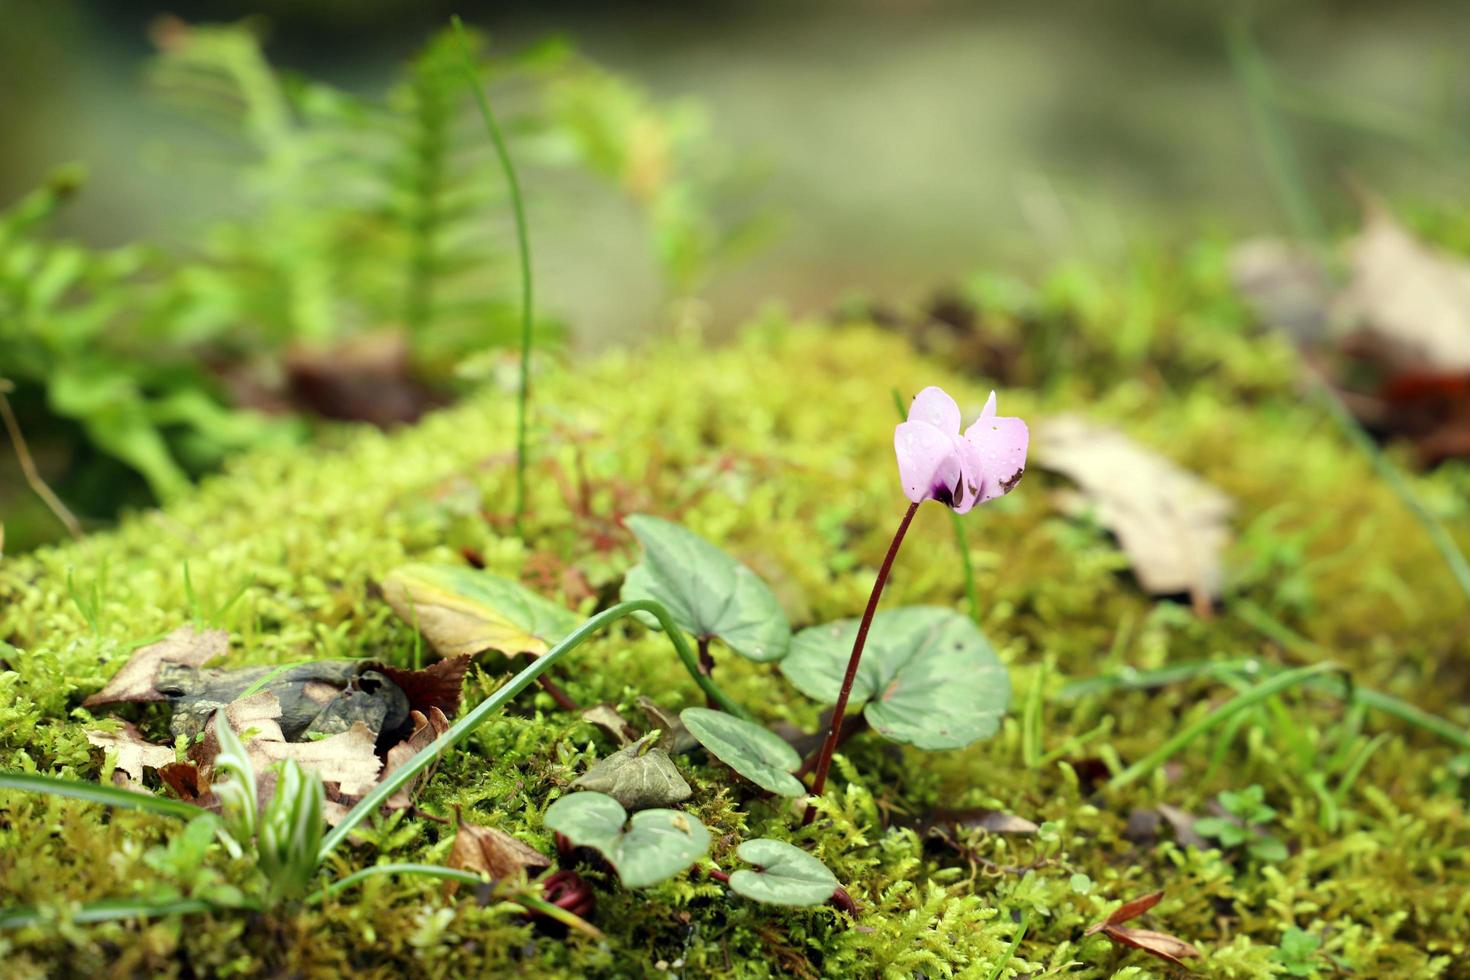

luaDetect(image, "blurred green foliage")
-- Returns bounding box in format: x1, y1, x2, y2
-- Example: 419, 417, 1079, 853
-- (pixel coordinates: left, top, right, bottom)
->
1, 20, 756, 525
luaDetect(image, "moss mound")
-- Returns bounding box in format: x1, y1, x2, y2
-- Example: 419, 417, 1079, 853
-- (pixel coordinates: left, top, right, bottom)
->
2, 245, 1468, 976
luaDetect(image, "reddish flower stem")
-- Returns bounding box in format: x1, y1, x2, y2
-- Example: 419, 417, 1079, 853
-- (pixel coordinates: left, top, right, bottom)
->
802, 501, 921, 827
697, 636, 719, 708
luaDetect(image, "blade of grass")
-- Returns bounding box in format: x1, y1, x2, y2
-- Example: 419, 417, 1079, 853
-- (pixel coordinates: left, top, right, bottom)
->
1226, 15, 1326, 244
1021, 660, 1047, 768
319, 597, 750, 859
310, 864, 603, 939
1308, 374, 1470, 607
452, 15, 534, 538
0, 772, 203, 821
984, 909, 1030, 980
1108, 662, 1342, 790
239, 662, 300, 700
0, 896, 249, 930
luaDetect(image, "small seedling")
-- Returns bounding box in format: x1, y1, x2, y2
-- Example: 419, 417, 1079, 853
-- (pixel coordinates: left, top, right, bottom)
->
1195, 785, 1289, 862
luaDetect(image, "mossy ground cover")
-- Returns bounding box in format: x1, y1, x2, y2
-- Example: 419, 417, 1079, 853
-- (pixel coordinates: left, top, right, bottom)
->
2, 243, 1469, 977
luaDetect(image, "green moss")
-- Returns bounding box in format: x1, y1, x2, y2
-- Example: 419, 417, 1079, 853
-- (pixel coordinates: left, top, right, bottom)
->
2, 244, 1468, 975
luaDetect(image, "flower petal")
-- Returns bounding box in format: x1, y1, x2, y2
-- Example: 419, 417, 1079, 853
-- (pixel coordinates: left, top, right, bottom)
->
964, 413, 1029, 503
907, 386, 961, 434
979, 391, 998, 420
949, 434, 986, 514
895, 420, 959, 504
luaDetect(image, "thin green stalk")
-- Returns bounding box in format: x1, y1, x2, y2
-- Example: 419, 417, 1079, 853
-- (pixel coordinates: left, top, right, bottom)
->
1354, 688, 1470, 752
1226, 16, 1326, 245
452, 16, 534, 537
311, 864, 602, 938
1108, 662, 1342, 790
984, 909, 1030, 980
0, 772, 204, 821
310, 863, 484, 904
1310, 376, 1470, 607
320, 598, 749, 859
239, 662, 300, 700
1021, 661, 1047, 768
0, 896, 251, 930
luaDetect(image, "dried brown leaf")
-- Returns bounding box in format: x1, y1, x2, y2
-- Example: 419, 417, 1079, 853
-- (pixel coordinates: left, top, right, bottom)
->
82, 626, 228, 707
204, 693, 382, 802
636, 696, 698, 753
448, 820, 551, 883
285, 330, 442, 427
1087, 889, 1165, 931
1341, 201, 1470, 373
581, 703, 637, 746
1098, 925, 1201, 969
1229, 238, 1332, 343
383, 707, 451, 809
919, 808, 1038, 836
1035, 417, 1234, 605
376, 656, 471, 722
85, 721, 175, 787
157, 761, 214, 806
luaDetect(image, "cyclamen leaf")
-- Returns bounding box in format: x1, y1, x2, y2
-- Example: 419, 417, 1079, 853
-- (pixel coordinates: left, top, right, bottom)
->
780, 607, 1009, 750
620, 515, 789, 662
572, 732, 692, 810
727, 839, 837, 907
381, 564, 580, 659
679, 708, 805, 797
543, 791, 709, 888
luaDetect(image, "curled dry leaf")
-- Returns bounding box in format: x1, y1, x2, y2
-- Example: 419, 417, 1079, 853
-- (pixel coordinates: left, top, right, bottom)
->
384, 707, 452, 809
1342, 200, 1470, 374
581, 704, 637, 746
1229, 238, 1334, 344
82, 625, 228, 707
85, 721, 175, 788
1086, 890, 1201, 969
448, 819, 552, 884
920, 808, 1039, 836
208, 693, 382, 800
571, 732, 692, 811
636, 696, 698, 753
1035, 416, 1234, 607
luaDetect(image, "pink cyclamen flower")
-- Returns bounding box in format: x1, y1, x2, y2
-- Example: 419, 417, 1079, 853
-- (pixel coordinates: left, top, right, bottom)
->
894, 386, 1029, 513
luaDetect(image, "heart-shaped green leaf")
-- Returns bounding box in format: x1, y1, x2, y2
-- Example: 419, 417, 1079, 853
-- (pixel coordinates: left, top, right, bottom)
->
543, 791, 710, 888
779, 607, 1009, 750
620, 515, 789, 662
572, 732, 692, 810
728, 839, 837, 907
381, 564, 580, 659
679, 707, 805, 797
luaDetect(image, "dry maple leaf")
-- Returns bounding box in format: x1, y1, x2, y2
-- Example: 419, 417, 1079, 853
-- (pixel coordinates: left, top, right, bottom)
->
1086, 890, 1201, 970
82, 626, 228, 707
1035, 416, 1234, 609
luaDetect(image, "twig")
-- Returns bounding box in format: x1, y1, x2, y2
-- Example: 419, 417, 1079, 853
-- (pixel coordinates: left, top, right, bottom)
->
0, 386, 82, 539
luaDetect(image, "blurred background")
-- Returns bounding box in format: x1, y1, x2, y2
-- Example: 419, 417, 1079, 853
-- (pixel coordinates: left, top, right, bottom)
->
4, 0, 1470, 549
